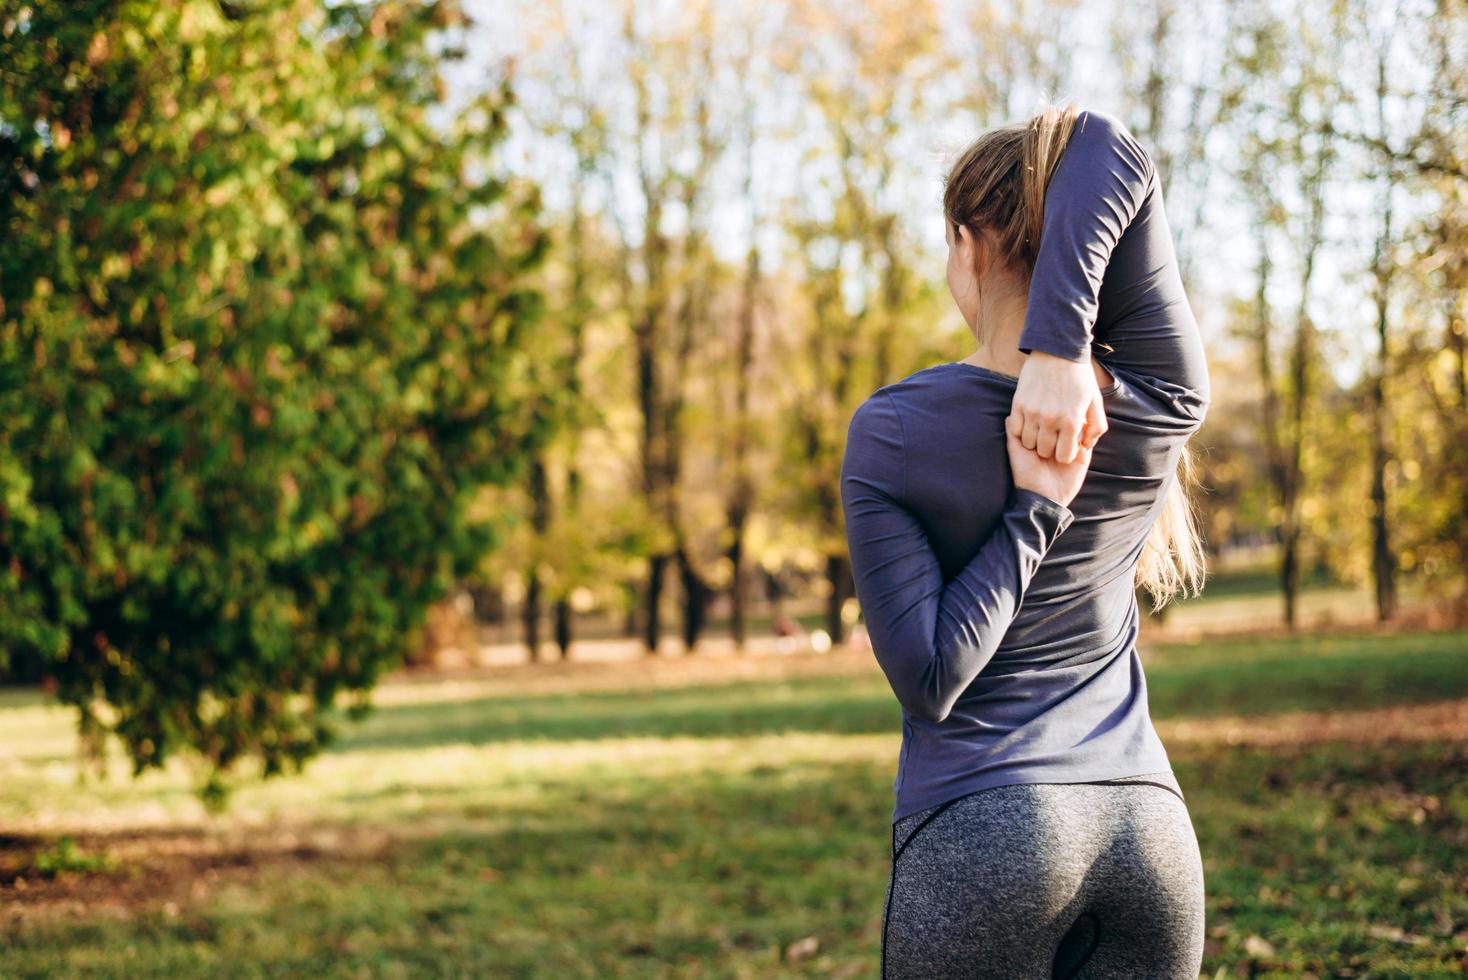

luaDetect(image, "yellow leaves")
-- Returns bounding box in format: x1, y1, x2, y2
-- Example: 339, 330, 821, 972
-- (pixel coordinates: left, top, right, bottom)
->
204, 181, 231, 208
279, 472, 299, 508
87, 31, 110, 67
86, 277, 108, 310
100, 253, 131, 281
369, 5, 392, 39
163, 340, 195, 364
175, 1, 227, 46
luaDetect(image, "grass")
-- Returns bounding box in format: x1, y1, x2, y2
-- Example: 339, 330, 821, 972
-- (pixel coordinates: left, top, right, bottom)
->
1152, 563, 1443, 638
0, 629, 1465, 978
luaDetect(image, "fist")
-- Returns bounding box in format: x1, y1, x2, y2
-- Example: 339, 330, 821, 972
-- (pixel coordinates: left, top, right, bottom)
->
1006, 414, 1094, 508
1011, 351, 1109, 463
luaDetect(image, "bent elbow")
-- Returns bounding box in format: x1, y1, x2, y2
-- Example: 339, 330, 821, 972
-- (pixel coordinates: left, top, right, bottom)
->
1185, 389, 1211, 430
879, 644, 958, 724
906, 700, 947, 725
903, 688, 953, 725
919, 702, 953, 725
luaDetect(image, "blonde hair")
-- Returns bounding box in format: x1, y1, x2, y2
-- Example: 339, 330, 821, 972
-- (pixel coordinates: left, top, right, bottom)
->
943, 103, 1207, 610
1136, 443, 1207, 610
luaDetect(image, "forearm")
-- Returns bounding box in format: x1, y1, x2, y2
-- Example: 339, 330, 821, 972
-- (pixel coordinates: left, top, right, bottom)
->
874, 487, 1073, 723
842, 394, 1076, 724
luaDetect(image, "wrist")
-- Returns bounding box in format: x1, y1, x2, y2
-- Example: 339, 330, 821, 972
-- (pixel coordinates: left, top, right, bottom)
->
1011, 484, 1068, 511
1025, 348, 1091, 368
1019, 335, 1092, 364
1010, 486, 1076, 532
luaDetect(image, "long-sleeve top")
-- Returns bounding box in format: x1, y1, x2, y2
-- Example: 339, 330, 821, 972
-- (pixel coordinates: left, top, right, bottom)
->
840, 109, 1211, 823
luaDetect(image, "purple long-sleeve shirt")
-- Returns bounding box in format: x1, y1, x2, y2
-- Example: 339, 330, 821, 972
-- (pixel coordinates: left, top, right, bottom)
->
840, 109, 1211, 823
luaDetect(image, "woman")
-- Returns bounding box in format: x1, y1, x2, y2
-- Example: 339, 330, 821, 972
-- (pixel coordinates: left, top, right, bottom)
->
839, 104, 1211, 979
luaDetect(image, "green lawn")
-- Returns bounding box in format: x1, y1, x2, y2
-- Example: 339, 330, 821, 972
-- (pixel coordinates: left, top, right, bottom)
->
1, 629, 1465, 978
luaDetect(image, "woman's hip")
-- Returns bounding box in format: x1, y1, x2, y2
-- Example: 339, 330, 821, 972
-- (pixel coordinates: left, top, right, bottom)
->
882, 779, 1205, 979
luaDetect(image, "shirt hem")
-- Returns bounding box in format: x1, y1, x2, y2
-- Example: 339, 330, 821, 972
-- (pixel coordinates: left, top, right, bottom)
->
891, 758, 1178, 824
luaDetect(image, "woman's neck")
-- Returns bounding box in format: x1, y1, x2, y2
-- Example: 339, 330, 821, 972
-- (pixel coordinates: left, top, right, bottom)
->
961, 292, 1028, 378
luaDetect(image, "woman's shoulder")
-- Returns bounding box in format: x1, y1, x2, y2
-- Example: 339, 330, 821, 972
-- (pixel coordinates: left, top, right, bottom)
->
880, 361, 1016, 398
851, 363, 1007, 429
850, 363, 1012, 458
847, 362, 1005, 449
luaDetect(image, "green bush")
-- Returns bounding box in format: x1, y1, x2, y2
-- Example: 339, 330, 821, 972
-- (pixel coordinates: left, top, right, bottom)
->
31, 835, 113, 879
0, 0, 551, 800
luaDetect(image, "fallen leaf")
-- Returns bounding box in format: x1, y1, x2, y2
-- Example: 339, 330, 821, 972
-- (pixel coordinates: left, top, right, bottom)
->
1243, 934, 1275, 958
786, 935, 820, 962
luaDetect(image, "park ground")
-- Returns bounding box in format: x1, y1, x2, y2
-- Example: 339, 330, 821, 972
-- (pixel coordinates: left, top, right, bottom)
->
1, 574, 1466, 978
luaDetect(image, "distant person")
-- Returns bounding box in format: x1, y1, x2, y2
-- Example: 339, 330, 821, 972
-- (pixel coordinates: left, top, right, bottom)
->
841, 105, 1211, 978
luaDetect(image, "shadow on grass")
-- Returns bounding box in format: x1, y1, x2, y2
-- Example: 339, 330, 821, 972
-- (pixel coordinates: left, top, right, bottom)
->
320, 631, 1468, 756
324, 674, 902, 754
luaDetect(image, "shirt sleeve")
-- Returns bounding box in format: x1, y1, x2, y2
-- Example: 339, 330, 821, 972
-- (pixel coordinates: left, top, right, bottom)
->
1016, 109, 1155, 363
1017, 108, 1211, 424
840, 392, 1075, 725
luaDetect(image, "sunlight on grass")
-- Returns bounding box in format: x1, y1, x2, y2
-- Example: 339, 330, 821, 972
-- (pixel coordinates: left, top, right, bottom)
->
2, 629, 1465, 977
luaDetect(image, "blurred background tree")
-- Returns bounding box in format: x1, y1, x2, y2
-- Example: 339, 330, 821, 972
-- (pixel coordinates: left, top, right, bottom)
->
0, 0, 548, 802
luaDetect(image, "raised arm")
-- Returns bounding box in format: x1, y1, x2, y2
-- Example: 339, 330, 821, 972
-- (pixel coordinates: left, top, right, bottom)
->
1018, 109, 1154, 363
840, 392, 1074, 724
1017, 108, 1210, 420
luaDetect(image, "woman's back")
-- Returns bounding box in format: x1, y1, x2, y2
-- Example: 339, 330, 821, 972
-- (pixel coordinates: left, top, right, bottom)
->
840, 109, 1210, 823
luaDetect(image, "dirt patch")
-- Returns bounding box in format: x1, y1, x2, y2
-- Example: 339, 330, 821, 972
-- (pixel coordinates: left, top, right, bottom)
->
1148, 595, 1466, 644
0, 822, 394, 926
380, 639, 882, 702
1157, 698, 1468, 747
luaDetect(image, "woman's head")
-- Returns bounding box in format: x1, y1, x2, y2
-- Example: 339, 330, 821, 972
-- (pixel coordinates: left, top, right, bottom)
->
942, 104, 1081, 334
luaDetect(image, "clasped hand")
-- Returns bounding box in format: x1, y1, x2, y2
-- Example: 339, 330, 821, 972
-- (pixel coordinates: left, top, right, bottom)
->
1004, 351, 1108, 509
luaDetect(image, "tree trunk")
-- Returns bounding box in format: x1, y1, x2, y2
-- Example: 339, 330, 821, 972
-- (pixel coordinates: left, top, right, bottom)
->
1250, 233, 1289, 628
1367, 43, 1399, 623
645, 553, 669, 656
622, 585, 639, 639
726, 93, 761, 655
522, 574, 542, 665
727, 532, 748, 651
468, 581, 504, 628
524, 454, 551, 662
677, 544, 715, 652
825, 553, 849, 648
1281, 150, 1328, 630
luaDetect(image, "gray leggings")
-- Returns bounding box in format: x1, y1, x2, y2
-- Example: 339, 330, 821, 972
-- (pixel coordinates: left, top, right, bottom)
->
882, 774, 1206, 979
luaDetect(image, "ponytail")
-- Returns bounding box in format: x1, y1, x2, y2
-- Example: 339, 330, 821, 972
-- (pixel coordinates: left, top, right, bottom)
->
1020, 104, 1080, 259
